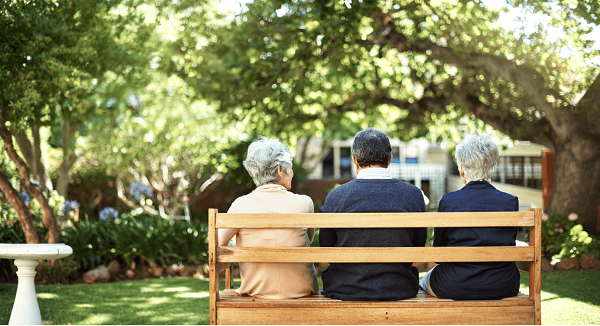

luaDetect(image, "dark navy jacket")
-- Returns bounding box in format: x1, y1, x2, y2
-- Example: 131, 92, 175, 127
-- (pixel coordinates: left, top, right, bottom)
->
319, 179, 427, 301
430, 181, 520, 300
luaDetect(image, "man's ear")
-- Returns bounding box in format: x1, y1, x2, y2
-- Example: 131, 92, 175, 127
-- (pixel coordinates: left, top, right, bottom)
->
459, 166, 465, 177
276, 165, 282, 177
352, 155, 360, 169
386, 154, 393, 168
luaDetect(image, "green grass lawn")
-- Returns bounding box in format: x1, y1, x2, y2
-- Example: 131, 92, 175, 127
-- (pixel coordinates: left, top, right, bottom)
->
0, 271, 598, 325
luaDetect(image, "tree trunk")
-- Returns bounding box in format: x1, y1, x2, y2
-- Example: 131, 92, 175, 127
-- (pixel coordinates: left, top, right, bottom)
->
10, 127, 53, 193
31, 125, 53, 193
56, 154, 77, 198
545, 135, 600, 236
56, 117, 78, 198
0, 109, 60, 243
0, 171, 40, 244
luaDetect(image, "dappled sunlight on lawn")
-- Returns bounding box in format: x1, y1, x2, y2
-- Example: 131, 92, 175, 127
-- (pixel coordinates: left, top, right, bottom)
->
136, 310, 154, 316
0, 277, 211, 325
175, 292, 209, 298
141, 286, 166, 292
36, 293, 59, 299
78, 313, 113, 325
163, 286, 192, 292
520, 270, 600, 325
150, 313, 200, 324
540, 292, 559, 302
132, 296, 170, 308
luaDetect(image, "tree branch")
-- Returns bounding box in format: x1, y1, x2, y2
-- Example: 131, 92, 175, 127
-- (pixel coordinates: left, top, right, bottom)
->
369, 6, 573, 138
0, 170, 40, 244
576, 72, 600, 134
459, 92, 555, 148
10, 130, 35, 168
1, 107, 60, 243
31, 125, 52, 192
115, 177, 163, 217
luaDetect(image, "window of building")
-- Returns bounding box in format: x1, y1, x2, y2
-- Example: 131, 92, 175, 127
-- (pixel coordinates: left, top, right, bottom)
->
391, 147, 400, 164
322, 149, 334, 179
405, 145, 418, 164
340, 147, 352, 179
321, 146, 353, 179
492, 156, 543, 189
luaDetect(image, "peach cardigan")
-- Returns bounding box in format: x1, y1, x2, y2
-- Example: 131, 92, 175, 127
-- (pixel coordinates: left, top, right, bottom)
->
218, 184, 319, 299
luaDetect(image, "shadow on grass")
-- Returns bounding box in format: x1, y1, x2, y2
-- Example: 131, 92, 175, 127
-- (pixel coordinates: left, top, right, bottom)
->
519, 270, 600, 306
0, 277, 240, 325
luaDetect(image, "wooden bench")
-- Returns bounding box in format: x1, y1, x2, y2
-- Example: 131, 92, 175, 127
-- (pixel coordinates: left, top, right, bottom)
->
208, 208, 542, 325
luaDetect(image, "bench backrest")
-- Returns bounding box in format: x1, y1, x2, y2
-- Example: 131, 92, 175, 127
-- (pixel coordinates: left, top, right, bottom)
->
208, 208, 542, 324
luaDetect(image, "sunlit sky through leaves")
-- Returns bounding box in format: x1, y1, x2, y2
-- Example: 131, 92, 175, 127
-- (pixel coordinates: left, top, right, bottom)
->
219, 0, 599, 49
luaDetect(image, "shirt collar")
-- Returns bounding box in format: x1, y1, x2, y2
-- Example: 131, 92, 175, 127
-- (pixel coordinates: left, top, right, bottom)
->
255, 184, 287, 192
464, 180, 495, 189
356, 167, 392, 179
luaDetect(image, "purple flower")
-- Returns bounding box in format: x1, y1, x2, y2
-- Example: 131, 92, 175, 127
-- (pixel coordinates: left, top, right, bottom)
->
62, 200, 80, 214
99, 207, 119, 221
567, 213, 578, 221
129, 182, 153, 199
19, 192, 31, 205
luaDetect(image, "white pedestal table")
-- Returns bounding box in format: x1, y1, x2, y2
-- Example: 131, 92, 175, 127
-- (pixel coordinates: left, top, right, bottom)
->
0, 243, 73, 325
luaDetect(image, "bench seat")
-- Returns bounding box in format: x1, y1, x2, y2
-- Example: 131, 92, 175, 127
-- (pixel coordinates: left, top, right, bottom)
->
217, 289, 536, 325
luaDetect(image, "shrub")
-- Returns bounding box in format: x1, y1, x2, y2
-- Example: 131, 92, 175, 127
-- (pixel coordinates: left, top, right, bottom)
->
59, 213, 209, 270
1, 211, 209, 281
541, 212, 600, 259
35, 256, 80, 284
59, 221, 108, 271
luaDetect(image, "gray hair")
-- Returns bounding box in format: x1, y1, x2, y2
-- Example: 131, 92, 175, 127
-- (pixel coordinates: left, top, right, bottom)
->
243, 137, 293, 187
351, 128, 392, 167
455, 134, 499, 182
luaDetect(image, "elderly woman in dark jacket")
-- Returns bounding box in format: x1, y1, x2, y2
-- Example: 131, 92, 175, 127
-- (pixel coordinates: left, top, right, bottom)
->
419, 134, 520, 300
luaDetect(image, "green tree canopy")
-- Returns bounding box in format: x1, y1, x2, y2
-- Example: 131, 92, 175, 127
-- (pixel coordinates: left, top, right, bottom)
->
177, 0, 600, 234
0, 0, 155, 242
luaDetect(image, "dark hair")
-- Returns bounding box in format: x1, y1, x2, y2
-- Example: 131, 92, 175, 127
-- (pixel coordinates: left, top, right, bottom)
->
351, 128, 392, 167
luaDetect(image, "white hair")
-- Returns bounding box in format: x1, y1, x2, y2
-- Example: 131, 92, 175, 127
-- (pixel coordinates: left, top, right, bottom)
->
243, 137, 293, 187
455, 134, 499, 182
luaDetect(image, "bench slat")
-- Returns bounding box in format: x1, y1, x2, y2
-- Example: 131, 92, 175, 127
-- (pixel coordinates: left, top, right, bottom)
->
217, 246, 534, 263
217, 307, 535, 325
215, 211, 535, 228
218, 291, 533, 308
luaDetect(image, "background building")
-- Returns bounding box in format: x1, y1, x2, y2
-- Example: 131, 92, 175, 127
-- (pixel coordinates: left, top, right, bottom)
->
299, 137, 545, 212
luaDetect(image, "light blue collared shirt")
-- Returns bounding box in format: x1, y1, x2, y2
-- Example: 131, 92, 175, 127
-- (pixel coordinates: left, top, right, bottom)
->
356, 167, 391, 179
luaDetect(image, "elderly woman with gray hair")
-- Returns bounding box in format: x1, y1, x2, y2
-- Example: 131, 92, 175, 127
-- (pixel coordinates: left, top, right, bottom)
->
217, 137, 318, 299
419, 134, 520, 300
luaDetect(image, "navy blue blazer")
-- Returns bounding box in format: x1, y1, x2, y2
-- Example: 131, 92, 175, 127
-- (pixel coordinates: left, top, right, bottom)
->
429, 181, 521, 300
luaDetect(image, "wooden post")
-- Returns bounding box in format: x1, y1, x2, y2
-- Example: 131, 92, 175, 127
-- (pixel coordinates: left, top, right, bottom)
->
208, 209, 219, 325
225, 266, 233, 290
541, 150, 554, 209
529, 208, 542, 325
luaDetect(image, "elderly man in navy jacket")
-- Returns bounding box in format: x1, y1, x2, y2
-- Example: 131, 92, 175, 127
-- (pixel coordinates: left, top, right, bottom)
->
419, 134, 520, 300
319, 128, 427, 301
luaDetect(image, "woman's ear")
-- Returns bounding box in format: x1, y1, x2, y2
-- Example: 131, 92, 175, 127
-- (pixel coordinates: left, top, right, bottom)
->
276, 165, 282, 177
